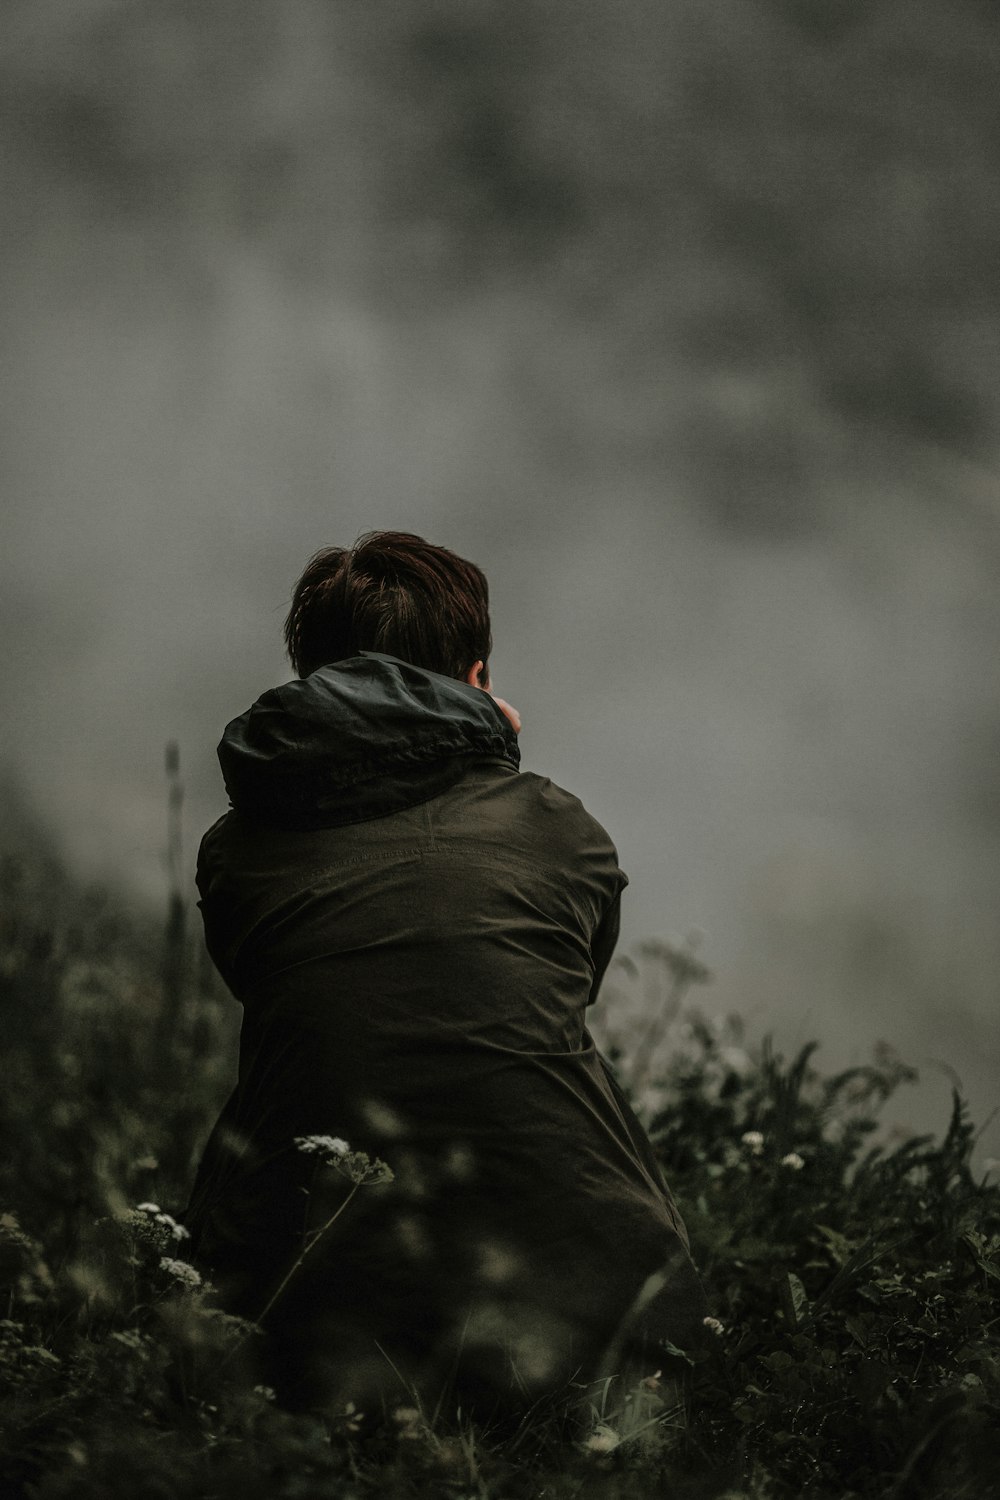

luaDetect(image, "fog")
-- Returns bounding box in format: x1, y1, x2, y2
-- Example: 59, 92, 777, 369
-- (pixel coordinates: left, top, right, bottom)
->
2, 0, 998, 1154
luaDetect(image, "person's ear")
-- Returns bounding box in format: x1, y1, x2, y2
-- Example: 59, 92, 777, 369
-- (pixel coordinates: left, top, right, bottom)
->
466, 660, 521, 734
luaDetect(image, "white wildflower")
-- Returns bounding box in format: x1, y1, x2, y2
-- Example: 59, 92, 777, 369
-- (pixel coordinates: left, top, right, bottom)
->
392, 1405, 422, 1439
781, 1152, 806, 1171
741, 1130, 765, 1154
584, 1425, 621, 1454
392, 1406, 421, 1424
703, 1316, 725, 1336
295, 1134, 350, 1158
159, 1257, 202, 1288
339, 1399, 364, 1433
154, 1212, 190, 1241
135, 1202, 189, 1239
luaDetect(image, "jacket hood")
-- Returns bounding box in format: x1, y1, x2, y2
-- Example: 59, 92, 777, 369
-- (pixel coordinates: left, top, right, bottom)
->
218, 652, 520, 826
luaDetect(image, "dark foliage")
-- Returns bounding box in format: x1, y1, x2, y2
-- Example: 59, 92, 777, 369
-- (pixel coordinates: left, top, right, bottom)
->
1, 860, 998, 1498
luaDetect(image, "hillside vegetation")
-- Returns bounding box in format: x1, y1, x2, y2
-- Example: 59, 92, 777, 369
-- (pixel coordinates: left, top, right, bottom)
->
2, 851, 998, 1499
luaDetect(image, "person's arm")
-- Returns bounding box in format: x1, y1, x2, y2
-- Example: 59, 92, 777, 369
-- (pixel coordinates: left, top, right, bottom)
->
587, 890, 624, 1007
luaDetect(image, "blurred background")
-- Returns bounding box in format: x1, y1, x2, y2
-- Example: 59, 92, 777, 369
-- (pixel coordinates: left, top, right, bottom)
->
2, 0, 998, 1152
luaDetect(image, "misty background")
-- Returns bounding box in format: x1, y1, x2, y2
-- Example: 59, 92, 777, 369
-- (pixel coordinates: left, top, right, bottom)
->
2, 1, 998, 1154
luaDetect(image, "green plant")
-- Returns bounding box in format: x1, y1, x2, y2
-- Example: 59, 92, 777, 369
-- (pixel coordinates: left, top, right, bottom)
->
2, 854, 998, 1498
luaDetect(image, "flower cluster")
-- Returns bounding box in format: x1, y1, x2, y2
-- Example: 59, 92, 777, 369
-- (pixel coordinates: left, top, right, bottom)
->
159, 1257, 202, 1288
136, 1203, 189, 1242
294, 1135, 394, 1187
294, 1135, 349, 1159
392, 1405, 423, 1441
583, 1424, 621, 1454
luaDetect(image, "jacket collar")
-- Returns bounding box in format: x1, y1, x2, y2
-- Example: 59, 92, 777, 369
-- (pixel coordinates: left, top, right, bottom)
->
218, 652, 520, 827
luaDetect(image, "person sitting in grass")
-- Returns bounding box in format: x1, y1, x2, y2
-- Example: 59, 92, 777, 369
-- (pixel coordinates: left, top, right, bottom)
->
185, 529, 710, 1417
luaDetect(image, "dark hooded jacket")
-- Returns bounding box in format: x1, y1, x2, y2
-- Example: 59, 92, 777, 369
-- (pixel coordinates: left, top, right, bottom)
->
186, 653, 708, 1407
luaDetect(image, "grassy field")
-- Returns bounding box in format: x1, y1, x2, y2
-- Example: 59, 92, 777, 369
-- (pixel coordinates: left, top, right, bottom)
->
2, 848, 998, 1499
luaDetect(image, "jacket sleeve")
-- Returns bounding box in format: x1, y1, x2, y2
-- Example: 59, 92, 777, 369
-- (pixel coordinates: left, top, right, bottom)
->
587, 889, 624, 1007
195, 817, 241, 998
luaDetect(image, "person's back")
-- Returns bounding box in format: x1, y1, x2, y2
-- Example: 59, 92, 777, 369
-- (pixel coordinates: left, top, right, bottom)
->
186, 533, 709, 1414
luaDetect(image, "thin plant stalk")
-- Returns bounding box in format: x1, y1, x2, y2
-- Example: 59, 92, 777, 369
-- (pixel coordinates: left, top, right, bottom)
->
255, 1182, 361, 1327
218, 1182, 361, 1369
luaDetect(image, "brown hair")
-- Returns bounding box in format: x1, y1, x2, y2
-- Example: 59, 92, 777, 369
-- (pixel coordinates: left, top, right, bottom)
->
284, 531, 492, 683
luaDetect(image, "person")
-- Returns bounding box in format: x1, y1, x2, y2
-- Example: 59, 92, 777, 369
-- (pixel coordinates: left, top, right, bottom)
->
185, 530, 710, 1418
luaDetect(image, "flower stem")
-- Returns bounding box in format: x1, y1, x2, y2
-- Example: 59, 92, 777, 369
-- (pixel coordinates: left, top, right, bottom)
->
254, 1182, 360, 1329
217, 1182, 361, 1371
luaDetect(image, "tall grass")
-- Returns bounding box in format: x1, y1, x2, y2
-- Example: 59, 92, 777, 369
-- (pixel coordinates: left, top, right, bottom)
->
1, 847, 998, 1498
